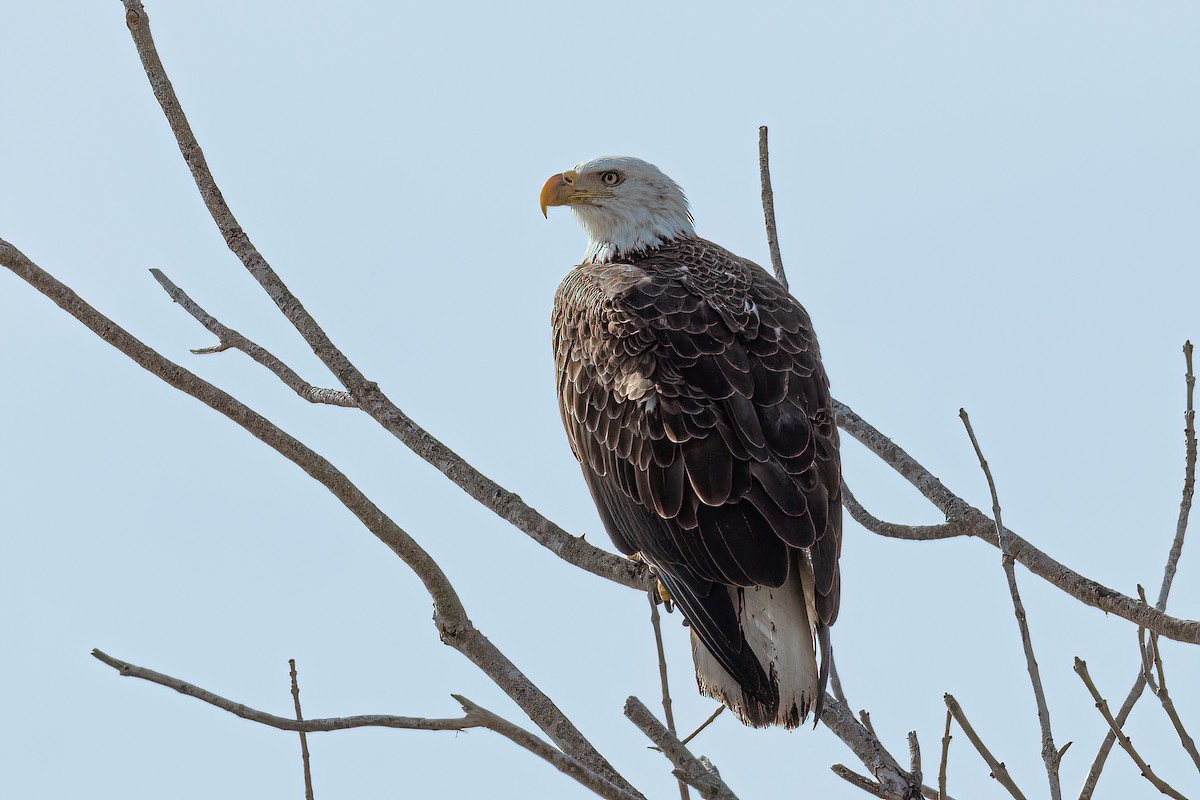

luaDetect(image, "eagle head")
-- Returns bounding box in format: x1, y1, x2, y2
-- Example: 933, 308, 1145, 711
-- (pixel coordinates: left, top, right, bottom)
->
540, 156, 695, 262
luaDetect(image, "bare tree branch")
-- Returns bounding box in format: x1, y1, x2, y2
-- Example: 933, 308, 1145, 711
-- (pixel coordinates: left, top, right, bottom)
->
1073, 658, 1190, 800
16, 16, 1196, 792
1166, 340, 1197, 611
757, 126, 787, 291
959, 409, 1062, 800
91, 649, 639, 800
151, 269, 356, 408
625, 697, 738, 800
832, 764, 890, 797
1142, 630, 1200, 773
119, 0, 649, 595
938, 710, 952, 800
647, 591, 690, 800
909, 731, 923, 795
289, 659, 316, 800
0, 240, 635, 796
91, 650, 478, 733
842, 482, 965, 541
679, 707, 724, 747
1080, 340, 1197, 799
820, 698, 912, 799
943, 693, 1027, 800
837, 399, 1200, 644
452, 695, 644, 800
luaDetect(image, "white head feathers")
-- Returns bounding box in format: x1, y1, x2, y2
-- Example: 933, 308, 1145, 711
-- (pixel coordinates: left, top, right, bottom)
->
542, 156, 695, 263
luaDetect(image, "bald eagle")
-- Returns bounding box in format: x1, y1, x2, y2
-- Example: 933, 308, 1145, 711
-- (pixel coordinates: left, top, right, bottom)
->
542, 157, 841, 729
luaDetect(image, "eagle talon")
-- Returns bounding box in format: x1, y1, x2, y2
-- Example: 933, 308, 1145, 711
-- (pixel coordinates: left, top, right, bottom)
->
656, 579, 674, 611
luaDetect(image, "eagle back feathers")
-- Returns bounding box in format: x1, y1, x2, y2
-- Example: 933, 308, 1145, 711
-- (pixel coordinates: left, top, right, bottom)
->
552, 236, 842, 727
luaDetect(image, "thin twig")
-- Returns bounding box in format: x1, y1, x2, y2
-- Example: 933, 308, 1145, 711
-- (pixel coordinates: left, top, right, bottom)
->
757, 126, 787, 290
836, 399, 1200, 644
938, 710, 952, 800
960, 409, 1062, 800
289, 659, 316, 800
648, 590, 689, 800
1080, 341, 1197, 799
92, 650, 478, 732
859, 709, 877, 738
454, 695, 643, 800
832, 765, 889, 797
679, 707, 725, 747
842, 483, 965, 541
151, 270, 357, 408
943, 694, 1027, 800
119, 0, 649, 596
624, 697, 738, 800
1146, 631, 1200, 772
92, 649, 638, 800
1073, 658, 1190, 800
1167, 340, 1197, 606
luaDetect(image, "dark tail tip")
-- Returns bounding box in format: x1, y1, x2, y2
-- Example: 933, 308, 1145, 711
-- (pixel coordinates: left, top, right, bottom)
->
813, 623, 832, 727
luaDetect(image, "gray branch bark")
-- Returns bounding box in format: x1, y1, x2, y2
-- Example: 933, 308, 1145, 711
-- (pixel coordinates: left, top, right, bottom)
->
1074, 658, 1190, 800
120, 0, 648, 595
1079, 341, 1196, 798
92, 649, 479, 733
624, 697, 738, 800
959, 409, 1062, 800
837, 400, 1200, 644
1, 238, 636, 797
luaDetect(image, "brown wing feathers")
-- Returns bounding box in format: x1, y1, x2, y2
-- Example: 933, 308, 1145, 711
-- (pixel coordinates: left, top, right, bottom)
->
553, 237, 842, 706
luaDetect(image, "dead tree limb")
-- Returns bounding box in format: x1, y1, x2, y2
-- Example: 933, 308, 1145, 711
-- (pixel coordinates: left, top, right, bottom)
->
91, 650, 479, 733
959, 409, 1062, 800
624, 697, 739, 800
289, 659, 316, 800
938, 710, 952, 800
118, 0, 648, 595
648, 591, 690, 800
151, 269, 356, 408
757, 126, 787, 291
453, 695, 645, 800
1141, 630, 1200, 773
0, 239, 635, 796
91, 648, 639, 800
1074, 658, 1190, 800
836, 400, 1200, 644
1079, 341, 1197, 798
943, 693, 1027, 800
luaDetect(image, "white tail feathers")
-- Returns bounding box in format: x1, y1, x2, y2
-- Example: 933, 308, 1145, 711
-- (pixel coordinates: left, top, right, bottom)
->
691, 555, 820, 729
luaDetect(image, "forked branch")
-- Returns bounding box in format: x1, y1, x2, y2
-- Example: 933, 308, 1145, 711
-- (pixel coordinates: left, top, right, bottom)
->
92, 649, 479, 733
625, 697, 739, 800
943, 693, 1027, 800
119, 0, 648, 595
1074, 658, 1190, 800
1079, 341, 1197, 798
0, 238, 635, 796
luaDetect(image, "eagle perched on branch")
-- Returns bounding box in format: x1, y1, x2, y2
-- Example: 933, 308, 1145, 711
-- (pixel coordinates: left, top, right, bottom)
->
542, 157, 841, 728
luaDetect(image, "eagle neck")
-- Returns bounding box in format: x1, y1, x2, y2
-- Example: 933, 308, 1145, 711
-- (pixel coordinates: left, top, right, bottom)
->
583, 233, 692, 266
576, 206, 695, 265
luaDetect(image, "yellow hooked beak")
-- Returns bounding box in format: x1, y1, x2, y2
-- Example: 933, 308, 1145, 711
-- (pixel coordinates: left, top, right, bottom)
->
539, 170, 579, 218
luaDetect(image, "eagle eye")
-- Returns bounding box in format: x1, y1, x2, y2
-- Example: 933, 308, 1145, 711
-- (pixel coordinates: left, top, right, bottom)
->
600, 170, 622, 187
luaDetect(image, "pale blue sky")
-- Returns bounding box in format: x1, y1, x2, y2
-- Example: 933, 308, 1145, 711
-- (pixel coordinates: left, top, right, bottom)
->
2, 2, 1198, 798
